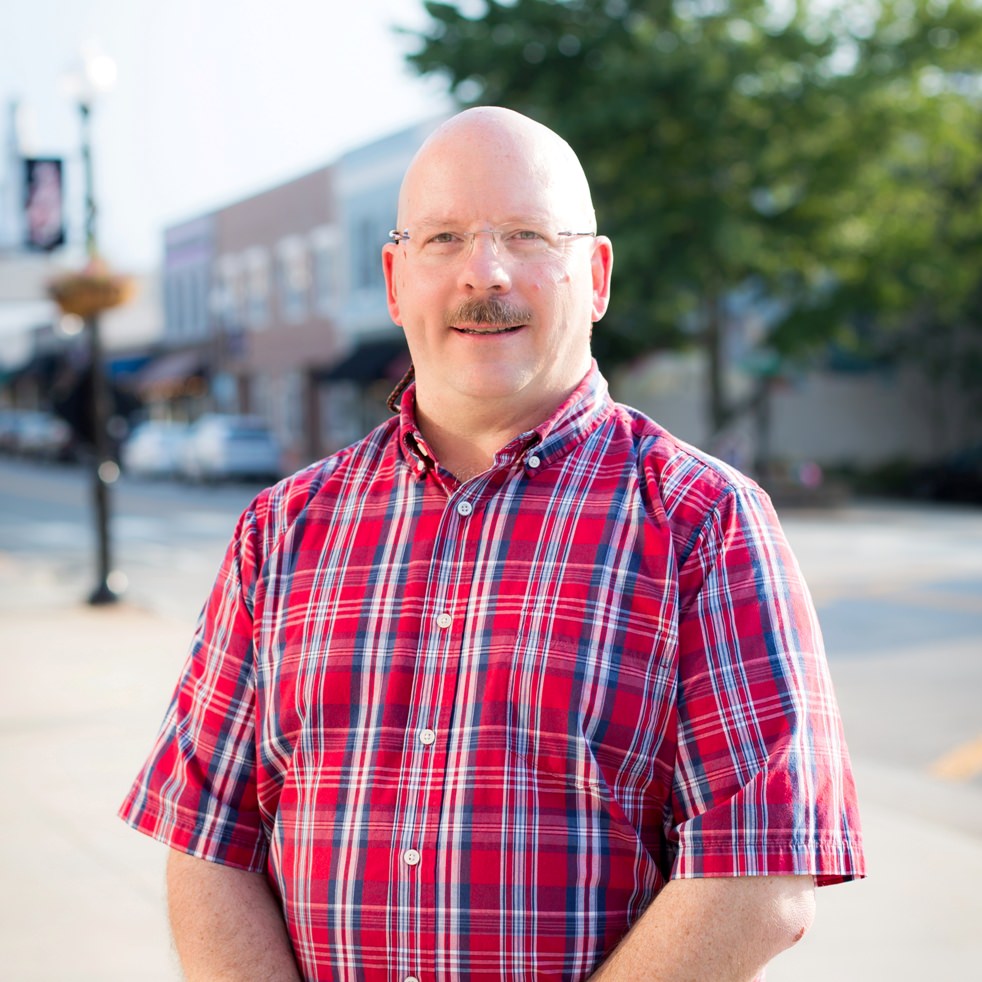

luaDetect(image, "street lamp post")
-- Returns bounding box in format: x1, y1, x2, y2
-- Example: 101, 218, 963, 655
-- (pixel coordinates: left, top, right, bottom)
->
52, 48, 130, 605
79, 98, 116, 604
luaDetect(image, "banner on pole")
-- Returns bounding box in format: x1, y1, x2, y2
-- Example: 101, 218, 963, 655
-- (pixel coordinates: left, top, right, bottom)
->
24, 157, 66, 252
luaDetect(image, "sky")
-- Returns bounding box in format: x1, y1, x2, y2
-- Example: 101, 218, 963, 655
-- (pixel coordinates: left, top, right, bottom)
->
1, 0, 455, 272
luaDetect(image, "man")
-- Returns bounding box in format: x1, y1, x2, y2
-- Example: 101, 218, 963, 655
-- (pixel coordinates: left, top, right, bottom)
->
122, 107, 864, 981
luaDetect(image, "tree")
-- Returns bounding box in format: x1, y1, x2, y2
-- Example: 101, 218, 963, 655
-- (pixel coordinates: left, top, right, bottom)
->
403, 0, 982, 434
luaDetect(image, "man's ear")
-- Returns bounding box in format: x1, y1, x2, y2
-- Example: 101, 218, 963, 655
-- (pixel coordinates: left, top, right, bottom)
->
382, 243, 403, 326
590, 236, 614, 323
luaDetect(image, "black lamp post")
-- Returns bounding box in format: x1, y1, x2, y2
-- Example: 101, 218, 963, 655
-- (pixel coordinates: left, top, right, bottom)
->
83, 104, 121, 605
53, 48, 129, 605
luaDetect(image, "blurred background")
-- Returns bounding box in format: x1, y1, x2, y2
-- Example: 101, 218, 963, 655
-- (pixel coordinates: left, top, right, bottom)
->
1, 0, 980, 495
1, 1, 981, 980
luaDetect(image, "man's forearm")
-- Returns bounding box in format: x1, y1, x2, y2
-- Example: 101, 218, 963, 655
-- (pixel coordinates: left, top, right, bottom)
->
590, 874, 815, 982
166, 849, 302, 981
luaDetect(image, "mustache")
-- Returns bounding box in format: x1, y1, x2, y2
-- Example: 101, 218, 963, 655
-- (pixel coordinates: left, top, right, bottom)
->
445, 297, 534, 327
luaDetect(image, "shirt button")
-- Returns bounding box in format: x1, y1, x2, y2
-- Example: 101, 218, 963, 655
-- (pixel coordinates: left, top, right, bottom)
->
436, 612, 452, 629
419, 728, 436, 746
405, 977, 420, 982
416, 458, 426, 472
527, 454, 542, 469
456, 499, 473, 516
403, 848, 421, 867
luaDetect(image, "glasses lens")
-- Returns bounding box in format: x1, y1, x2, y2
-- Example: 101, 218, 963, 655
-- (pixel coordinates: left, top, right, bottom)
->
409, 226, 579, 266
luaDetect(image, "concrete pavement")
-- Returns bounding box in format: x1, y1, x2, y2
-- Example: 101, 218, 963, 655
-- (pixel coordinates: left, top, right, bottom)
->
2, 502, 981, 980
1, 552, 186, 981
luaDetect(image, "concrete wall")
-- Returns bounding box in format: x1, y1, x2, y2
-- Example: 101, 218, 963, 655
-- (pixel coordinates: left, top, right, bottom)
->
611, 351, 982, 470
769, 366, 982, 465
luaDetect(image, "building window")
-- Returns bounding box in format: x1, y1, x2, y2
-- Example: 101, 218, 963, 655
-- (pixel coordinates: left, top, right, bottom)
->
320, 381, 363, 451
245, 247, 270, 330
164, 276, 179, 341
215, 253, 245, 332
276, 236, 310, 324
177, 272, 191, 339
281, 369, 303, 448
311, 225, 341, 317
355, 216, 380, 293
251, 371, 271, 419
192, 265, 209, 338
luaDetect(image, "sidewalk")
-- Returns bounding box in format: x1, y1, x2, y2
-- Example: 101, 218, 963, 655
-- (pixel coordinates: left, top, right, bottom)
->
0, 553, 186, 981
2, 548, 981, 980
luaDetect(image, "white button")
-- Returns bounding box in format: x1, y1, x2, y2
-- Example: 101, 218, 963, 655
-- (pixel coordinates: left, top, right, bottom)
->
456, 500, 473, 516
416, 459, 426, 471
405, 976, 420, 982
436, 612, 452, 629
419, 728, 436, 746
403, 848, 421, 867
527, 454, 542, 469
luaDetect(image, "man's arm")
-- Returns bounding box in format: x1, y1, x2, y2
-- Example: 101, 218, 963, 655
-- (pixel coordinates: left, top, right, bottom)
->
166, 849, 303, 982
590, 874, 815, 982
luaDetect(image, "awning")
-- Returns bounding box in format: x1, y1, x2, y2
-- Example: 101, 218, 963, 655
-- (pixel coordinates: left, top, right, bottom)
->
108, 353, 154, 379
135, 349, 207, 397
317, 337, 410, 384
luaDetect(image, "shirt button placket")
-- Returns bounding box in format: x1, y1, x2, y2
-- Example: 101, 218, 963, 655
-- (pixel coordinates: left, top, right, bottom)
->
412, 495, 468, 971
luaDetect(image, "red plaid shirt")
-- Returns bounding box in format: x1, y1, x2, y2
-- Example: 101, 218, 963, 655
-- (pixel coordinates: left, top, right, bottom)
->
121, 365, 864, 980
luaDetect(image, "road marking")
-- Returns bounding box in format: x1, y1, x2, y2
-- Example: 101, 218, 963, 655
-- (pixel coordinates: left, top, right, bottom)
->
929, 735, 982, 782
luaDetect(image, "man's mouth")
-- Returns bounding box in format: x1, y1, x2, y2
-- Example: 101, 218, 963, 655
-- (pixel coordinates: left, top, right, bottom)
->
452, 324, 524, 335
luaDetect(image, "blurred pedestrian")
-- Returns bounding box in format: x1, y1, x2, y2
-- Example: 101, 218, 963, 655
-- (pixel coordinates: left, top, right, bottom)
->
121, 107, 864, 981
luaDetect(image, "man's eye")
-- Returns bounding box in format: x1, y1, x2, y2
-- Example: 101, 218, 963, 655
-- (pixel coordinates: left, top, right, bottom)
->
507, 229, 548, 246
427, 232, 460, 245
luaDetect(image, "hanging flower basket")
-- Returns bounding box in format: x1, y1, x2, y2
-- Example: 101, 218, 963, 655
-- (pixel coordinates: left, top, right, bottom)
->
48, 257, 136, 318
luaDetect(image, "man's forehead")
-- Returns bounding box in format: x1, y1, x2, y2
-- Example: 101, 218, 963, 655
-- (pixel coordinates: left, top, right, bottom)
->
400, 157, 572, 224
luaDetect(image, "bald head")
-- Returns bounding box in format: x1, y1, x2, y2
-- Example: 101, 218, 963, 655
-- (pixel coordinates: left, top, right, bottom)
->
396, 107, 596, 232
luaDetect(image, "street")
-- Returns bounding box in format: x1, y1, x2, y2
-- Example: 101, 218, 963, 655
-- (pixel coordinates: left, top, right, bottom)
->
0, 457, 262, 622
2, 456, 981, 980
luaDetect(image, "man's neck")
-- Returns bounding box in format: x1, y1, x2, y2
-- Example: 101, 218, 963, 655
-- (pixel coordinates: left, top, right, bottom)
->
413, 404, 529, 482
412, 389, 559, 482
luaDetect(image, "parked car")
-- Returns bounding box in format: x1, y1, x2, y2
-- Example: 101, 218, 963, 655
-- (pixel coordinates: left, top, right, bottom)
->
179, 414, 282, 483
120, 420, 190, 478
3, 409, 72, 461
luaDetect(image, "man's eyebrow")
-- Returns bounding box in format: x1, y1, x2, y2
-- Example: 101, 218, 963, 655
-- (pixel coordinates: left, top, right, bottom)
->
410, 214, 556, 229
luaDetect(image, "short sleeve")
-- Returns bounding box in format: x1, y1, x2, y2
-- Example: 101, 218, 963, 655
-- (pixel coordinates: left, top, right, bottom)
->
669, 485, 865, 886
118, 504, 268, 872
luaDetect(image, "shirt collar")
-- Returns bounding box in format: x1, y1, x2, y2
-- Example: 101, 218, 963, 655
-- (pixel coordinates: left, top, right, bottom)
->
396, 360, 614, 477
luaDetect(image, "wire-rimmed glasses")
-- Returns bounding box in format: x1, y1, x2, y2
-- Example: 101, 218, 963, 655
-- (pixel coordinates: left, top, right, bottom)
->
388, 224, 596, 266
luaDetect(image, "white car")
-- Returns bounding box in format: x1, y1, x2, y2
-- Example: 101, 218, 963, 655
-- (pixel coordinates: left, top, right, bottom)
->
179, 414, 282, 483
121, 420, 190, 478
8, 410, 73, 461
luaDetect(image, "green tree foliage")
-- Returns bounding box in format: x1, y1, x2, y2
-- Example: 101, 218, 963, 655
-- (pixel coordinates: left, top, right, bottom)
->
404, 0, 982, 430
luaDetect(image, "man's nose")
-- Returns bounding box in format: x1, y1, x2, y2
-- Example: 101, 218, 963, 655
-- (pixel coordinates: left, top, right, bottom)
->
458, 231, 512, 291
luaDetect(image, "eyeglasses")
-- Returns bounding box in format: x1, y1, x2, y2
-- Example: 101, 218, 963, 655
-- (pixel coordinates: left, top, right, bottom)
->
388, 224, 596, 266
